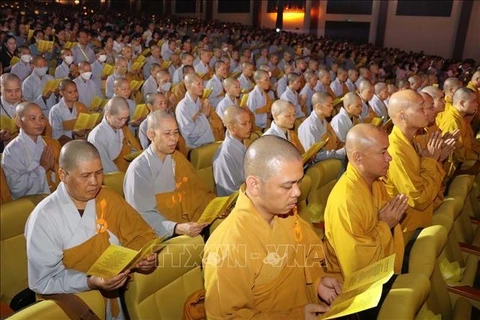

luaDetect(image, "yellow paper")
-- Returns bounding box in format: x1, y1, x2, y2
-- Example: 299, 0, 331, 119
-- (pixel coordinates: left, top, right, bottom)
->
27, 29, 34, 41
198, 72, 211, 81
131, 104, 148, 121
134, 55, 146, 63
62, 118, 77, 131
203, 88, 214, 99
333, 97, 344, 107
302, 136, 329, 164
85, 113, 101, 130
130, 80, 145, 91
197, 191, 239, 224
38, 40, 54, 52
230, 71, 241, 78
124, 150, 143, 162
317, 254, 395, 320
90, 96, 104, 111
0, 116, 18, 134
132, 60, 146, 72
371, 117, 383, 127
161, 60, 172, 69
9, 56, 20, 66
141, 48, 151, 56
73, 113, 101, 131
64, 41, 78, 50
87, 236, 166, 278
102, 64, 114, 76
432, 84, 439, 88
42, 79, 62, 96
157, 39, 165, 47
240, 93, 249, 107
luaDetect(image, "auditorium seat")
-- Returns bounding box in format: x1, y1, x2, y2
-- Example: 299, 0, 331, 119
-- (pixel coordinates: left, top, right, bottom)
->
188, 142, 221, 193
176, 134, 190, 158
102, 172, 126, 198
244, 130, 262, 148
124, 235, 204, 320
297, 174, 311, 224
8, 291, 106, 320
1, 195, 47, 311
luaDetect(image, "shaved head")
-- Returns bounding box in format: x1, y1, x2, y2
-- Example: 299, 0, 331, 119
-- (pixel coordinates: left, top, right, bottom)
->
147, 110, 176, 131
223, 105, 249, 126
184, 73, 201, 88
345, 123, 385, 158
16, 101, 41, 118
312, 91, 331, 106
453, 87, 475, 105
443, 77, 462, 96
244, 135, 301, 180
271, 99, 293, 117
388, 89, 423, 119
105, 96, 129, 114
59, 140, 100, 171
343, 92, 361, 107
421, 86, 443, 100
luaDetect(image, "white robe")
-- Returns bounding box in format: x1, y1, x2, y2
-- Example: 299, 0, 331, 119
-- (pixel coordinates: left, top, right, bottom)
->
1, 129, 50, 199
346, 79, 356, 92
11, 61, 31, 82
91, 60, 104, 90
331, 107, 355, 142
143, 55, 161, 80
280, 86, 305, 118
264, 121, 290, 141
370, 94, 388, 122
213, 132, 245, 196
314, 81, 329, 93
49, 98, 79, 139
73, 77, 102, 109
175, 92, 215, 148
87, 118, 124, 173
299, 84, 314, 116
276, 75, 288, 98
216, 95, 238, 121
298, 111, 346, 161
0, 96, 18, 118
142, 75, 158, 100
22, 72, 57, 117
55, 62, 70, 80
105, 73, 124, 99
139, 118, 149, 150
238, 74, 253, 92
172, 64, 185, 85
72, 44, 95, 64
194, 61, 210, 75
123, 145, 178, 237
246, 86, 267, 128
359, 99, 372, 123
205, 74, 224, 108
330, 78, 344, 97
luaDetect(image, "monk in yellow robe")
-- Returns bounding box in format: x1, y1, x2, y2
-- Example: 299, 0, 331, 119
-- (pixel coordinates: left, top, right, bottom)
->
25, 141, 158, 319
467, 71, 480, 132
384, 90, 447, 240
436, 77, 462, 125
437, 87, 480, 165
325, 124, 407, 275
204, 136, 342, 319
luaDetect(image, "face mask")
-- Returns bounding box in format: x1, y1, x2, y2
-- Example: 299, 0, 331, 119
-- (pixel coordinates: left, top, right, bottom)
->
21, 54, 32, 63
98, 54, 107, 63
64, 56, 74, 65
34, 67, 48, 77
160, 82, 172, 92
81, 71, 92, 80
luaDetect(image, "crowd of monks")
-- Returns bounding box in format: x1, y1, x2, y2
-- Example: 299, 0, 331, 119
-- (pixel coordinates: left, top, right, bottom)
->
1, 3, 480, 319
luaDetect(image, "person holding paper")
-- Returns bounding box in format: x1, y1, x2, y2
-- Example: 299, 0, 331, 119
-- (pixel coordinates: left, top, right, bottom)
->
10, 46, 32, 82
25, 140, 157, 320
384, 90, 447, 239
22, 56, 57, 117
175, 73, 215, 148
324, 124, 407, 276
74, 61, 103, 109
264, 100, 305, 153
139, 93, 168, 150
72, 30, 95, 64
142, 45, 162, 80
2, 102, 59, 199
54, 48, 74, 80
330, 92, 363, 143
49, 79, 90, 143
298, 92, 346, 163
124, 111, 212, 238
88, 96, 141, 173
213, 106, 251, 196
204, 135, 342, 319
205, 61, 227, 108
106, 56, 128, 98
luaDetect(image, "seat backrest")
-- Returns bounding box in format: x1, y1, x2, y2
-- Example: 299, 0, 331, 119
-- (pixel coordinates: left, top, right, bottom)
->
305, 159, 342, 222
124, 235, 205, 320
297, 175, 311, 223
102, 172, 126, 198
8, 291, 106, 320
0, 165, 12, 205
0, 198, 37, 305
189, 142, 222, 193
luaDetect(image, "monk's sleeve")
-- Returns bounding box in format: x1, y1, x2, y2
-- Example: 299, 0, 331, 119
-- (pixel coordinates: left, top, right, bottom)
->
388, 154, 444, 212
438, 117, 468, 162
204, 243, 305, 320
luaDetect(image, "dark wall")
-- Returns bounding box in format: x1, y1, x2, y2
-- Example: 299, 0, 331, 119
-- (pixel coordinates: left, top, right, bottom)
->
325, 21, 370, 43
326, 0, 373, 15
396, 0, 453, 17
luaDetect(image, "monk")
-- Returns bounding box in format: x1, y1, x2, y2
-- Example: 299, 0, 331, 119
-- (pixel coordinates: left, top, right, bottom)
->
25, 140, 157, 319
324, 124, 407, 276
298, 92, 345, 162
437, 77, 462, 123
87, 96, 141, 173
0, 73, 22, 149
357, 80, 378, 124
1, 102, 60, 199
384, 90, 447, 239
216, 77, 240, 121
124, 111, 213, 237
280, 72, 307, 119
264, 100, 305, 153
331, 92, 362, 142
467, 70, 480, 132
213, 106, 252, 196
204, 135, 342, 319
246, 70, 271, 129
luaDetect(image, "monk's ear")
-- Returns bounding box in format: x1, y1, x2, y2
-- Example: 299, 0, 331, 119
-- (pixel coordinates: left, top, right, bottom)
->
58, 168, 67, 182
351, 151, 362, 165
146, 128, 155, 142
245, 175, 260, 196
14, 116, 22, 128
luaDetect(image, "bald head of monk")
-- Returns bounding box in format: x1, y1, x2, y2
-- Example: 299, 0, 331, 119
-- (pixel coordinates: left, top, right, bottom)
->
223, 77, 241, 98
346, 123, 392, 186
244, 135, 303, 218
312, 92, 334, 119
421, 86, 445, 114
105, 96, 130, 130
15, 102, 46, 141
147, 110, 179, 159
224, 106, 252, 141
419, 92, 436, 124
453, 87, 478, 117
471, 71, 480, 89
113, 78, 131, 99
58, 140, 103, 207
0, 73, 21, 105
358, 80, 374, 102
343, 92, 363, 118
184, 73, 203, 99
271, 100, 296, 131
388, 89, 428, 137
443, 77, 462, 99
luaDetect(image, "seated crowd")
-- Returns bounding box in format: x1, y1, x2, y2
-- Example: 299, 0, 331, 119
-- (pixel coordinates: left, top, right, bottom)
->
0, 2, 479, 319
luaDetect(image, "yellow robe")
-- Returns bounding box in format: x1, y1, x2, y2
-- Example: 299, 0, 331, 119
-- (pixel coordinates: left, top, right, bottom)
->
154, 151, 215, 223
43, 136, 61, 192
204, 188, 329, 319
0, 166, 13, 204
436, 96, 453, 126
113, 126, 142, 172
385, 126, 445, 233
324, 164, 404, 275
289, 130, 305, 154
437, 105, 479, 162
466, 81, 480, 133
209, 108, 225, 141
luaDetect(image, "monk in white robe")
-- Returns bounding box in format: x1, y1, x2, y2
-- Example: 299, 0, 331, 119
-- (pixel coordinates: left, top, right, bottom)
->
2, 102, 59, 199
330, 68, 349, 98
216, 77, 241, 123
247, 70, 271, 129
325, 124, 407, 276
124, 111, 211, 238
204, 136, 342, 318
370, 82, 389, 122
205, 61, 227, 108
238, 62, 254, 94
264, 100, 304, 153
280, 72, 306, 119
314, 70, 336, 99
73, 61, 103, 108
277, 64, 295, 98
139, 92, 168, 150
213, 106, 251, 196
0, 74, 22, 148
142, 63, 161, 100
331, 92, 362, 142
299, 71, 318, 115
25, 141, 157, 320
105, 57, 128, 99
345, 69, 358, 92
357, 80, 378, 123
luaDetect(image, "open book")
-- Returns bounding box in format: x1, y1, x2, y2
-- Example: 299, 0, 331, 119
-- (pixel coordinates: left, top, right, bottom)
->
130, 80, 145, 91
0, 116, 18, 134
38, 40, 54, 52
161, 60, 172, 69
302, 136, 329, 164
240, 93, 249, 107
202, 88, 214, 99
63, 113, 101, 131
9, 56, 20, 66
141, 48, 151, 57
42, 79, 62, 96
196, 191, 239, 225
102, 64, 115, 77
132, 60, 146, 72
64, 41, 78, 49
198, 72, 211, 81
371, 117, 383, 127
317, 254, 395, 320
131, 104, 149, 122
87, 236, 165, 279
90, 96, 109, 111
